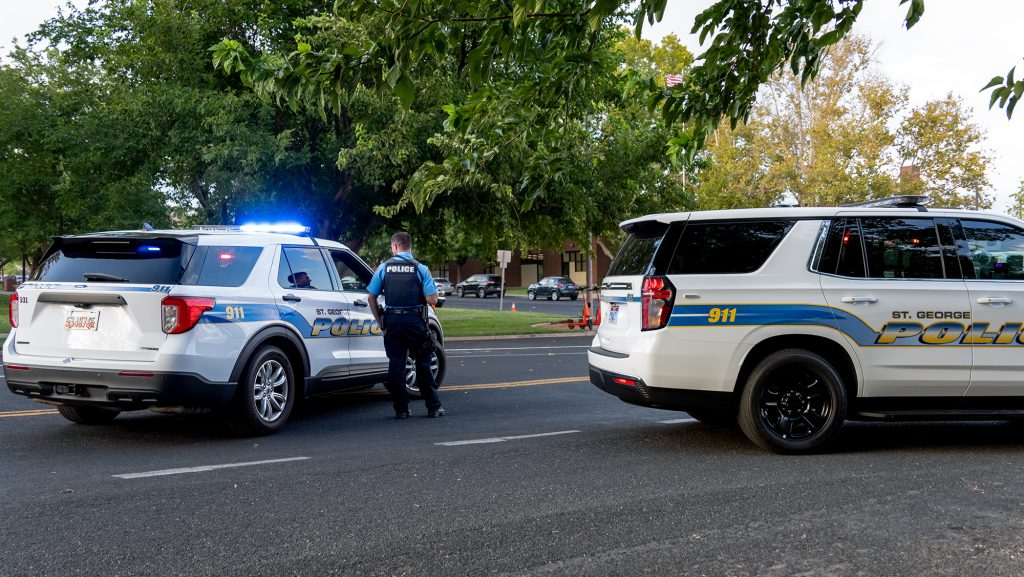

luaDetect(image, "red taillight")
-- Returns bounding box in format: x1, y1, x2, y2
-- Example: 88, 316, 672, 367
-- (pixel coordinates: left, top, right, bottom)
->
161, 296, 215, 334
9, 292, 18, 329
612, 377, 636, 386
641, 276, 674, 331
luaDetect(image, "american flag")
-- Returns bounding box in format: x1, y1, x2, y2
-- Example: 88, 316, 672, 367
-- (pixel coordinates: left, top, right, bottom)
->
664, 73, 683, 87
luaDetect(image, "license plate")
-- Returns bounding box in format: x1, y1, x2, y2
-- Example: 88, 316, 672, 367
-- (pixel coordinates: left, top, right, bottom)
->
65, 309, 100, 331
608, 303, 619, 324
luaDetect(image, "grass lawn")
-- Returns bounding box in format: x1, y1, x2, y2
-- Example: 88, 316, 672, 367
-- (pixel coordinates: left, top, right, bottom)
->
435, 306, 580, 337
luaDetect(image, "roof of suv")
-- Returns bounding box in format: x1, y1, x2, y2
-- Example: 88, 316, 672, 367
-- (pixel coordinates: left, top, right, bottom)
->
63, 229, 349, 250
620, 206, 1017, 229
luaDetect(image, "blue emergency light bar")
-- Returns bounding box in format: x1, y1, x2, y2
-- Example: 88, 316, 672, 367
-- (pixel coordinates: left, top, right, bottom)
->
238, 223, 311, 235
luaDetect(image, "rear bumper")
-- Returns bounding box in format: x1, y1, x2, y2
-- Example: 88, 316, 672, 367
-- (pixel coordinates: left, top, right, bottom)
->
4, 364, 236, 410
588, 365, 731, 411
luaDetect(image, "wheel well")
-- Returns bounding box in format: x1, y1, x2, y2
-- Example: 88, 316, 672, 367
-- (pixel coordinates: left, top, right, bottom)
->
259, 336, 307, 397
230, 327, 310, 400
735, 335, 858, 411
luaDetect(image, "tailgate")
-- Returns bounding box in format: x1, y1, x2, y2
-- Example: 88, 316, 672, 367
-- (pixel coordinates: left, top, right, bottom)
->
596, 276, 645, 354
15, 283, 169, 361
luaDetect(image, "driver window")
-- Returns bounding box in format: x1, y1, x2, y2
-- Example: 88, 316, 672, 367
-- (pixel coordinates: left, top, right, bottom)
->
278, 247, 333, 290
329, 249, 371, 293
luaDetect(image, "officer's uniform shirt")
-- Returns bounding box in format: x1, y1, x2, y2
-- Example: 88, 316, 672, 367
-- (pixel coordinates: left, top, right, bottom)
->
367, 251, 437, 308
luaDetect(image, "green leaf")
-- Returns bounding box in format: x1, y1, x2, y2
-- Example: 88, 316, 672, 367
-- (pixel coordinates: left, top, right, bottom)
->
395, 74, 415, 109
512, 3, 527, 28
981, 75, 1005, 91
297, 42, 312, 54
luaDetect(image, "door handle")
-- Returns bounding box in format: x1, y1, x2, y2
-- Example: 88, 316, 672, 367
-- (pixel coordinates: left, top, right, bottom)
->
840, 296, 877, 304
977, 297, 1012, 305
282, 294, 301, 303
353, 299, 368, 307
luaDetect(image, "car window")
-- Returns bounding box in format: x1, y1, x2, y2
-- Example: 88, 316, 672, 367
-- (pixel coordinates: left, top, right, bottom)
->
329, 249, 371, 292
35, 237, 197, 284
667, 220, 795, 274
817, 219, 866, 278
859, 217, 944, 279
188, 246, 264, 287
278, 247, 333, 290
608, 222, 670, 276
960, 219, 1024, 280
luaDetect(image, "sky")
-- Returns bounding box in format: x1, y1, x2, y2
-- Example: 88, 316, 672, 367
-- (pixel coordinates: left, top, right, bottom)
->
1, 1, 1021, 213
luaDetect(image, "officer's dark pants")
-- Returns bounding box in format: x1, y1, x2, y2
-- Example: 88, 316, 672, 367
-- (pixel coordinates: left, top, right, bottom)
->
383, 312, 441, 414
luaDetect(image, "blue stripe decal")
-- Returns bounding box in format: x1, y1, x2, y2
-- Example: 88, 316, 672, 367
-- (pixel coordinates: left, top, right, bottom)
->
200, 304, 382, 338
666, 303, 946, 347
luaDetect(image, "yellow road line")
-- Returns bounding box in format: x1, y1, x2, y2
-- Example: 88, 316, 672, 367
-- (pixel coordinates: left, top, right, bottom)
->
0, 377, 590, 418
0, 409, 59, 418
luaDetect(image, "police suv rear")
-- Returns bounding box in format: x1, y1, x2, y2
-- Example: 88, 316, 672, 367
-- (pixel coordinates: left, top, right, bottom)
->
589, 197, 1024, 453
4, 225, 445, 434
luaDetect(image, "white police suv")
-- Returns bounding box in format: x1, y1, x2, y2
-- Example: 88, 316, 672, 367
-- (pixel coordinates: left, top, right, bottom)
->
589, 197, 1024, 453
4, 224, 445, 435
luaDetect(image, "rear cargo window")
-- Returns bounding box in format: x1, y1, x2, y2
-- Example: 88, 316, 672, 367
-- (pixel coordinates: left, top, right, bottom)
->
35, 238, 197, 284
668, 220, 795, 274
608, 222, 670, 276
182, 246, 264, 287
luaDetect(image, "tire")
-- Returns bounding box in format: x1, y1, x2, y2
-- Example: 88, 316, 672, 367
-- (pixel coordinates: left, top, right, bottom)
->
570, 295, 578, 301
457, 287, 464, 298
57, 405, 120, 425
228, 345, 296, 436
405, 331, 446, 399
527, 291, 536, 301
738, 349, 847, 454
686, 409, 735, 427
551, 290, 560, 301
477, 288, 486, 298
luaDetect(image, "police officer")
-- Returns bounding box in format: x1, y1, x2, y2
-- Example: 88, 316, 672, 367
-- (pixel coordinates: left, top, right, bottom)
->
367, 232, 444, 419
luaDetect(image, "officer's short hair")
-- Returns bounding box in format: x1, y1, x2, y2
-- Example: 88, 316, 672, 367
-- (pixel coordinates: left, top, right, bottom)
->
391, 232, 412, 251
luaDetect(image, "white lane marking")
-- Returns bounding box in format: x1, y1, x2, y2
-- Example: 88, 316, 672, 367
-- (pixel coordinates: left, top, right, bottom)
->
113, 457, 310, 479
445, 346, 591, 352
437, 430, 580, 446
447, 352, 586, 359
658, 418, 698, 424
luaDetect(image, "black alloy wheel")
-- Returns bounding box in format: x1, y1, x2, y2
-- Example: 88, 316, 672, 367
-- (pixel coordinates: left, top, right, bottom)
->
738, 349, 847, 454
405, 331, 446, 398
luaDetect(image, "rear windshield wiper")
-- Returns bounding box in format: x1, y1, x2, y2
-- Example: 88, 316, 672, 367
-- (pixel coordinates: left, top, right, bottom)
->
83, 272, 129, 283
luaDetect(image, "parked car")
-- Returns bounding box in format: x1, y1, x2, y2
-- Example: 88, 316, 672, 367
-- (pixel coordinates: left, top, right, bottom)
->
456, 274, 504, 298
4, 224, 446, 435
589, 195, 1024, 453
433, 277, 454, 296
527, 276, 579, 301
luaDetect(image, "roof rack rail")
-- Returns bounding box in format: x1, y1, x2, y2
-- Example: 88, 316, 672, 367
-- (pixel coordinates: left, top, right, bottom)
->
194, 225, 241, 231
844, 195, 930, 209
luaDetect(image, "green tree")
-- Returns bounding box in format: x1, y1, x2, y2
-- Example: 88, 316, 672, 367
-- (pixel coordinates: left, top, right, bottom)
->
896, 94, 993, 209
691, 36, 992, 210
1009, 179, 1024, 220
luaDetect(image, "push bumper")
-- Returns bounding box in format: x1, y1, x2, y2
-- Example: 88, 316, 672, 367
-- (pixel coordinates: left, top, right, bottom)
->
4, 364, 236, 410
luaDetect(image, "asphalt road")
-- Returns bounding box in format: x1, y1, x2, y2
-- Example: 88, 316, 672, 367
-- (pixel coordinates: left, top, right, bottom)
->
4, 336, 1024, 576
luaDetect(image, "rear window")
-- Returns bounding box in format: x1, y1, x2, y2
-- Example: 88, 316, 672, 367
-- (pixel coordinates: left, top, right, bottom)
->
35, 237, 197, 284
667, 220, 795, 274
35, 238, 262, 287
607, 221, 670, 276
